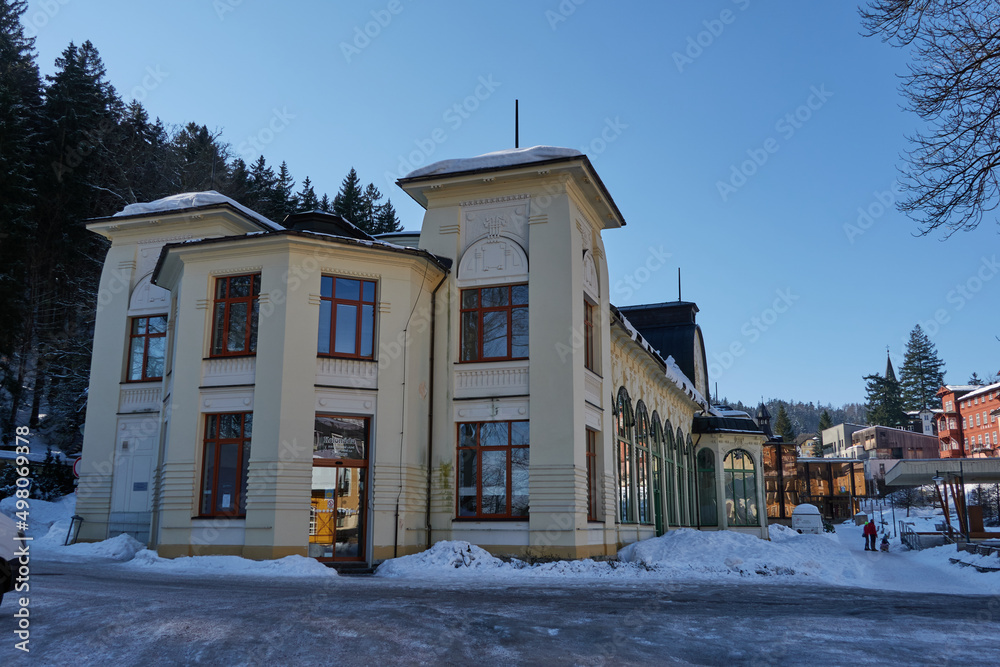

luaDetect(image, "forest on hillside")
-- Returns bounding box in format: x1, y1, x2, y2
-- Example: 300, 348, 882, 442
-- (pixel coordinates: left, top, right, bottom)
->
0, 1, 398, 453
721, 398, 867, 437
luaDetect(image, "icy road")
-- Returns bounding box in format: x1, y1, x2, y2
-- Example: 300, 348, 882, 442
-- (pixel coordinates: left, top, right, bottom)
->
2, 558, 999, 666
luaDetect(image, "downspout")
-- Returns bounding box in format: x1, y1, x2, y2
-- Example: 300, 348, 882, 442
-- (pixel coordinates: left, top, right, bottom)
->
425, 272, 449, 551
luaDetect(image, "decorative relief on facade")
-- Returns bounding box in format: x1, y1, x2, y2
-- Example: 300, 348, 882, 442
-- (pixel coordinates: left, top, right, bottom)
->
456, 237, 528, 286
461, 195, 529, 255
316, 357, 377, 389
453, 397, 528, 423
201, 387, 254, 412
453, 362, 529, 399
202, 357, 256, 387
118, 386, 161, 414
582, 250, 600, 299
584, 369, 603, 408
315, 387, 376, 415
128, 273, 170, 315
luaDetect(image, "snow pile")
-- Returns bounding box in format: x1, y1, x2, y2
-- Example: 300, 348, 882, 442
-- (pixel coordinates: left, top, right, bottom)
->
376, 540, 509, 577
1, 493, 76, 543
405, 146, 582, 179
617, 528, 865, 583
125, 550, 338, 578
113, 191, 282, 230
52, 533, 146, 561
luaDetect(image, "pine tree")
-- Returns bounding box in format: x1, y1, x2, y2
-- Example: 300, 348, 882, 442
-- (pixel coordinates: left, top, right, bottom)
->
272, 161, 296, 221
222, 156, 251, 205
969, 372, 985, 386
333, 167, 364, 225
900, 324, 946, 411
864, 373, 906, 429
296, 176, 319, 211
374, 198, 403, 234
169, 122, 230, 193
817, 410, 833, 453
247, 155, 278, 219
357, 182, 383, 233
774, 405, 796, 443
319, 193, 332, 212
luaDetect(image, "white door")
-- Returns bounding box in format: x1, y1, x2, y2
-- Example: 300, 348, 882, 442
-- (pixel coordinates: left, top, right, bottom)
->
110, 422, 155, 513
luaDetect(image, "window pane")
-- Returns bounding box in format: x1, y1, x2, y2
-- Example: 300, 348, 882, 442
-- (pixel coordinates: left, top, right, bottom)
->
145, 336, 165, 379
148, 315, 167, 334
510, 421, 529, 447
461, 312, 478, 361
240, 440, 251, 514
336, 278, 360, 301
132, 318, 146, 335
481, 286, 508, 308
227, 303, 248, 352
221, 413, 242, 439
230, 276, 251, 298
334, 304, 358, 354
362, 281, 375, 302
480, 422, 508, 448
360, 304, 374, 357
216, 442, 238, 513
250, 301, 259, 353
318, 300, 332, 354
215, 279, 226, 299
461, 290, 478, 309
243, 413, 253, 438
128, 337, 144, 381
511, 284, 528, 305
481, 450, 507, 514
211, 303, 226, 355
201, 447, 215, 515
321, 276, 334, 298
481, 311, 508, 358
206, 414, 218, 438
458, 450, 477, 517
252, 274, 261, 296
511, 447, 529, 516
511, 307, 528, 358
459, 423, 478, 448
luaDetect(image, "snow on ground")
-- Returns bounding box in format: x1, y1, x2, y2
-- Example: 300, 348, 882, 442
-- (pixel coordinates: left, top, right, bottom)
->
11, 494, 999, 592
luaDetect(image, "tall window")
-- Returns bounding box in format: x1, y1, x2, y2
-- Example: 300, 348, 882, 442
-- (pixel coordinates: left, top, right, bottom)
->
635, 402, 652, 524
584, 299, 595, 371
127, 315, 167, 381
586, 429, 599, 521
201, 412, 253, 516
615, 388, 634, 523
457, 421, 529, 518
687, 435, 697, 525
697, 449, 718, 526
460, 284, 528, 362
676, 428, 688, 525
211, 274, 260, 357
318, 276, 376, 358
724, 449, 759, 527
663, 420, 677, 526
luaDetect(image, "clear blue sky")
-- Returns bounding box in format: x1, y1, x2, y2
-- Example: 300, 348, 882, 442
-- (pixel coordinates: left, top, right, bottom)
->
24, 0, 1000, 407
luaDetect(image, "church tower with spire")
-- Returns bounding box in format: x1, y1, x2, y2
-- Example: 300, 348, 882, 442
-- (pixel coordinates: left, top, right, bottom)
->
885, 349, 897, 383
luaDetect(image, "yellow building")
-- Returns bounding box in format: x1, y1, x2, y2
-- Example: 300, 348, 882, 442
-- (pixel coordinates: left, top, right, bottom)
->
77, 147, 767, 565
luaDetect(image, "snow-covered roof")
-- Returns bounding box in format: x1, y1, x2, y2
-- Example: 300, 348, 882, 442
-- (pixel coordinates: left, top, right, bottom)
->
112, 191, 283, 231
404, 146, 583, 179
959, 381, 1000, 402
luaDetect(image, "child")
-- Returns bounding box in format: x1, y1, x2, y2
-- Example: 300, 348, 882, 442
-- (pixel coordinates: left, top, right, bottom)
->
879, 534, 889, 552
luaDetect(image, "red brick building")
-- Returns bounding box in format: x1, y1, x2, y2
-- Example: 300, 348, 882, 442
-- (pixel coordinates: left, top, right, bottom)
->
937, 382, 1000, 458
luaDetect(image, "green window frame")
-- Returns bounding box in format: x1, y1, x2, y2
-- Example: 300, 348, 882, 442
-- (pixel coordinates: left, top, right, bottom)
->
724, 449, 759, 527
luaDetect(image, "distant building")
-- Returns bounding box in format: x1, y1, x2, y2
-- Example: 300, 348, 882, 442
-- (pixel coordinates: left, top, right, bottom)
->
821, 423, 866, 459
851, 425, 939, 460
937, 382, 1000, 458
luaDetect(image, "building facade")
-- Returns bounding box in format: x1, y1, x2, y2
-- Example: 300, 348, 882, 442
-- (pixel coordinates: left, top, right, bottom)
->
77, 147, 768, 565
851, 425, 940, 461
821, 423, 866, 459
937, 383, 1000, 458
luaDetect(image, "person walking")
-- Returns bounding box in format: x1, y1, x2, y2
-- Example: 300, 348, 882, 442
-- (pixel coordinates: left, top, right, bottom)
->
863, 520, 877, 551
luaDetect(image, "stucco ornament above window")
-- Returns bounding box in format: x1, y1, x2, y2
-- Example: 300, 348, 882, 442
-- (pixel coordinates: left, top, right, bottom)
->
457, 237, 528, 285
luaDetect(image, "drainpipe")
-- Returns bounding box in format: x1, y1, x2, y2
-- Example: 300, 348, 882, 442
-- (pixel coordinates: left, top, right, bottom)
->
425, 272, 448, 551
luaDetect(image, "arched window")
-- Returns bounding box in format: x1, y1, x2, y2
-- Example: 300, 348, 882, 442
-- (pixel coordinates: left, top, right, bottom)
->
615, 387, 634, 523
651, 412, 665, 535
634, 402, 651, 525
663, 420, 677, 526
724, 449, 759, 527
696, 448, 718, 527
676, 427, 687, 525
687, 435, 697, 526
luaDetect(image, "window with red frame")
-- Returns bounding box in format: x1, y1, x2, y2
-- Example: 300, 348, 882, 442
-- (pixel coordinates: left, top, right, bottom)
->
200, 412, 252, 516
210, 274, 260, 356
127, 315, 167, 381
584, 299, 595, 371
460, 284, 528, 362
457, 420, 529, 518
318, 276, 376, 358
586, 428, 599, 521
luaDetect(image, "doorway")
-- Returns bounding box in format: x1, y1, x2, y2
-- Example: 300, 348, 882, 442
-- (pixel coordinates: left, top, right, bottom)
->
309, 415, 369, 562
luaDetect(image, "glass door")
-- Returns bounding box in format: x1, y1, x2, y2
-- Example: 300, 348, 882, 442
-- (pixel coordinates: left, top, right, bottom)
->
309, 415, 369, 562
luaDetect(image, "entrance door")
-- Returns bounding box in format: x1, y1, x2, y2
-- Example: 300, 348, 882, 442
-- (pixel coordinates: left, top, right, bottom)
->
309, 415, 369, 562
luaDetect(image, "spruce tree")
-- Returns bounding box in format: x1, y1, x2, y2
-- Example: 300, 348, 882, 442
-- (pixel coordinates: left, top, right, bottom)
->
969, 372, 985, 386
296, 176, 319, 211
272, 161, 297, 220
247, 155, 278, 219
774, 405, 796, 443
899, 324, 946, 411
374, 198, 403, 234
863, 373, 906, 428
333, 167, 364, 225
319, 193, 332, 212
817, 409, 833, 453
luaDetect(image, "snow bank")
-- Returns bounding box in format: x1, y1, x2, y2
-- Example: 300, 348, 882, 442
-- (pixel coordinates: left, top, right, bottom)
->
376, 541, 508, 577
405, 146, 582, 179
1, 493, 76, 541
124, 550, 338, 578
48, 533, 146, 561
113, 191, 282, 231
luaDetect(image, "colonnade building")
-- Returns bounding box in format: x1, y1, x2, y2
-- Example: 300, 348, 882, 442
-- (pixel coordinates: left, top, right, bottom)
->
78, 146, 767, 565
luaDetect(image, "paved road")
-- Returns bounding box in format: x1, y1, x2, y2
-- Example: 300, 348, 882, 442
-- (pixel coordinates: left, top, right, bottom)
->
2, 558, 999, 666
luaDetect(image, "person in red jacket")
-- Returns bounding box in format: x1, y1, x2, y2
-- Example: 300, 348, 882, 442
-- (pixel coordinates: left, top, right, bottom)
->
863, 520, 877, 551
